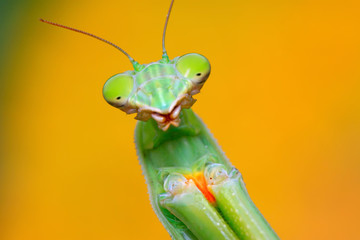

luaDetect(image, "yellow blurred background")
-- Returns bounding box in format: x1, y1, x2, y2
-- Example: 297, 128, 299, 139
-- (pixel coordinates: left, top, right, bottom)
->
1, 0, 359, 239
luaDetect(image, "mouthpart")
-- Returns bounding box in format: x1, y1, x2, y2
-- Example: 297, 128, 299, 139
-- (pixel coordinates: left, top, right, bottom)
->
151, 105, 182, 131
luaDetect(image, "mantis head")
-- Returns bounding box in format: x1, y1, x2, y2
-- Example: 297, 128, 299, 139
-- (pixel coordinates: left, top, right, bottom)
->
103, 53, 210, 130
41, 0, 210, 131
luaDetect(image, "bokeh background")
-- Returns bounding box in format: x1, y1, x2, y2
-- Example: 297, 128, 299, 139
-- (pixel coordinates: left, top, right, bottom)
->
1, 0, 359, 239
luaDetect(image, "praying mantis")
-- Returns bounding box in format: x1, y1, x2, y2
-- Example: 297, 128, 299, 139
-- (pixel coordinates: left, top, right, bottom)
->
41, 0, 279, 239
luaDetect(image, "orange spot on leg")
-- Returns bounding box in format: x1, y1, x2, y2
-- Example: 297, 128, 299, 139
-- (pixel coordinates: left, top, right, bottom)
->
185, 172, 216, 203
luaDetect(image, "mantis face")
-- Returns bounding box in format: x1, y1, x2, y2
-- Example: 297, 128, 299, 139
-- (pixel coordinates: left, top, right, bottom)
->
103, 53, 210, 130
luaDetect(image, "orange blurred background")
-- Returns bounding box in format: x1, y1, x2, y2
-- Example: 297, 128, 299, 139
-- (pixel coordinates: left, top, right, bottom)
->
1, 0, 360, 239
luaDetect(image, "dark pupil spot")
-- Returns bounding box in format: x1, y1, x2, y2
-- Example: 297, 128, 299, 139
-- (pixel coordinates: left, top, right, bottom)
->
116, 96, 121, 100
196, 73, 201, 76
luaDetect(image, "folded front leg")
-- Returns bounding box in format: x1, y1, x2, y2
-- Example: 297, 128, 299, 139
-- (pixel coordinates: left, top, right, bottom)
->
205, 164, 279, 240
160, 173, 239, 240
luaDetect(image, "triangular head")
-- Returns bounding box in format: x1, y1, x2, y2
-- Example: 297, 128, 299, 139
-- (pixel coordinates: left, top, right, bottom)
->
103, 53, 210, 130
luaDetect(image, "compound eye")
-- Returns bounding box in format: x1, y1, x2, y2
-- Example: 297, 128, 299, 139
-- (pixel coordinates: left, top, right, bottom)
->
175, 53, 211, 85
103, 73, 134, 108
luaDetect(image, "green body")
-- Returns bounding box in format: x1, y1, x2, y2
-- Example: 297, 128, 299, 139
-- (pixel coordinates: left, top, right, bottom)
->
41, 1, 280, 239
135, 109, 278, 240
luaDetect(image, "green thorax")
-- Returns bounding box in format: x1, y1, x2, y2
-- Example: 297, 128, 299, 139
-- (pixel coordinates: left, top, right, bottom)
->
128, 60, 192, 114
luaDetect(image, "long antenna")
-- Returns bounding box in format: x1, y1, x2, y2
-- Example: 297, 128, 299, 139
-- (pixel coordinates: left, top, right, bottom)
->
40, 19, 140, 69
162, 0, 175, 61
